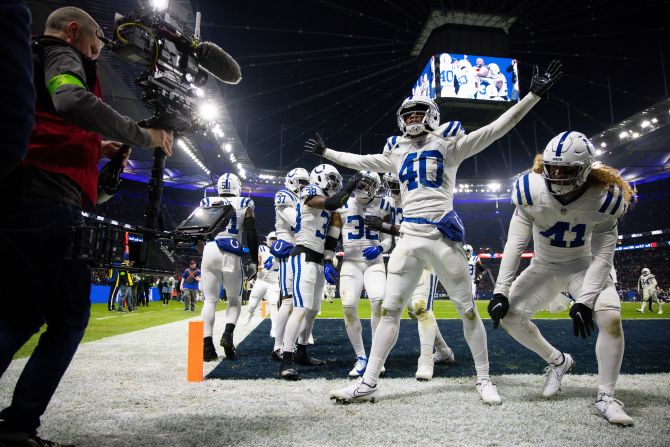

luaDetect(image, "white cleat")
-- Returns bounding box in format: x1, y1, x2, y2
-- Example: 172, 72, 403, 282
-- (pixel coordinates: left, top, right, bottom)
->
596, 393, 634, 426
542, 353, 575, 398
415, 355, 434, 381
658, 310, 663, 315
329, 379, 378, 404
476, 379, 502, 405
433, 348, 455, 365
348, 356, 368, 378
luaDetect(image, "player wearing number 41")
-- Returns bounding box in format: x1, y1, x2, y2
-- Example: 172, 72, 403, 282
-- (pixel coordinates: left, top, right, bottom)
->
200, 173, 258, 362
243, 232, 281, 336
280, 164, 362, 380
305, 59, 563, 404
329, 171, 393, 378
488, 131, 634, 426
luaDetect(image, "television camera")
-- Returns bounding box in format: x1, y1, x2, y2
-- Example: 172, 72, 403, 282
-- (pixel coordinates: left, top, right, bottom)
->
78, 4, 241, 274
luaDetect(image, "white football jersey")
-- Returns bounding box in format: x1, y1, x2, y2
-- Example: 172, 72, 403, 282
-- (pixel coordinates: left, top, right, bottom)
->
294, 183, 332, 254
339, 195, 392, 260
201, 195, 254, 242
467, 255, 480, 282
639, 274, 657, 290
323, 93, 540, 238
385, 192, 403, 225
258, 245, 279, 283
439, 55, 456, 97
511, 172, 626, 264
274, 188, 299, 242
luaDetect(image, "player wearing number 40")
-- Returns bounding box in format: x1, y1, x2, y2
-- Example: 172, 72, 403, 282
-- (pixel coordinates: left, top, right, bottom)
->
488, 131, 634, 426
305, 60, 563, 405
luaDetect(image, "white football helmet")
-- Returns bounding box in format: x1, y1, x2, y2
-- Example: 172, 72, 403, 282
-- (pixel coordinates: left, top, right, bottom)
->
542, 131, 595, 196
641, 268, 651, 276
266, 231, 277, 247
217, 173, 241, 196
354, 171, 381, 201
285, 168, 310, 194
488, 63, 500, 75
463, 244, 473, 257
397, 96, 440, 137
383, 172, 400, 195
310, 164, 342, 197
439, 53, 452, 67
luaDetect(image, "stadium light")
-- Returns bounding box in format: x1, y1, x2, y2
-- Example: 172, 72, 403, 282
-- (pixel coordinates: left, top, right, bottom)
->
198, 102, 219, 121
632, 132, 640, 138
595, 149, 603, 156
618, 131, 629, 139
152, 0, 169, 11
652, 117, 658, 123
600, 142, 607, 148
641, 120, 650, 128
224, 143, 232, 152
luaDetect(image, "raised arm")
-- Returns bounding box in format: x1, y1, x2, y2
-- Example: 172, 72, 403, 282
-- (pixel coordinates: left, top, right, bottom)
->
305, 133, 394, 172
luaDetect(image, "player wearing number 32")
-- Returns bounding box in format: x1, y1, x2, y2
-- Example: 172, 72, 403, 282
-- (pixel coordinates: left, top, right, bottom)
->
306, 60, 562, 404
488, 131, 633, 426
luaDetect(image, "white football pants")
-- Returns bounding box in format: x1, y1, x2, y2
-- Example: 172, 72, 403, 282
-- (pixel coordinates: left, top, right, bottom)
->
200, 241, 244, 337
247, 278, 280, 335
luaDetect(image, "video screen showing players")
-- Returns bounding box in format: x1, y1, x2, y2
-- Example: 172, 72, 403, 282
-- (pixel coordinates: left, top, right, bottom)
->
411, 53, 520, 102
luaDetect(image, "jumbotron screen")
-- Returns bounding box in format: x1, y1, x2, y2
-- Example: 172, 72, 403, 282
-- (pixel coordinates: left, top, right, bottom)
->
411, 53, 520, 102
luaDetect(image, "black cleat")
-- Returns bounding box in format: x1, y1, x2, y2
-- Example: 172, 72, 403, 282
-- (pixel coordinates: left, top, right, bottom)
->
280, 351, 300, 380
281, 367, 301, 381
271, 349, 283, 361
220, 331, 237, 360
294, 343, 325, 366
203, 337, 218, 362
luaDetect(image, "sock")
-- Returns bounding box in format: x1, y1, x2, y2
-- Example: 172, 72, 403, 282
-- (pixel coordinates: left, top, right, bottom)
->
273, 297, 293, 351
362, 308, 402, 386
595, 310, 624, 395
282, 307, 307, 354
370, 300, 383, 336
225, 295, 242, 325
459, 305, 490, 380
417, 311, 437, 358
501, 311, 561, 370
247, 295, 260, 314
433, 317, 451, 353
224, 323, 235, 335
343, 306, 366, 358
281, 350, 294, 369
201, 300, 217, 337
298, 309, 318, 345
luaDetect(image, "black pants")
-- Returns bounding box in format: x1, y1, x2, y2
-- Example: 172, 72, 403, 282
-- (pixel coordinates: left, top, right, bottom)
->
0, 197, 90, 432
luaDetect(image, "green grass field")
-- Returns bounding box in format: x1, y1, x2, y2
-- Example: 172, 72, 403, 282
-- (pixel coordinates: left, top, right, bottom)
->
14, 299, 666, 359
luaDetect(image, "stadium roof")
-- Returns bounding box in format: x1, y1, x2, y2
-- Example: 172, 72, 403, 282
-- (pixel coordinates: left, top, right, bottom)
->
30, 1, 670, 197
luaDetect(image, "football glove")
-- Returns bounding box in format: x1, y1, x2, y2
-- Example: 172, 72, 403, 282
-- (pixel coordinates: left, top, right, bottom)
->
263, 256, 274, 270
364, 215, 383, 231
304, 132, 327, 156
362, 246, 383, 260
487, 293, 509, 329
324, 260, 339, 285
529, 60, 562, 97
324, 172, 363, 210
569, 302, 595, 339
246, 263, 258, 279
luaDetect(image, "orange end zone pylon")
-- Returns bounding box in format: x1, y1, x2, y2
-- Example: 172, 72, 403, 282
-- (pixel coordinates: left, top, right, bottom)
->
187, 320, 204, 382
261, 300, 267, 319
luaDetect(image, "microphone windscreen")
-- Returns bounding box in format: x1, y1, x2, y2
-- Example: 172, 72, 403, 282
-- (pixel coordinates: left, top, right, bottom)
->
195, 41, 242, 84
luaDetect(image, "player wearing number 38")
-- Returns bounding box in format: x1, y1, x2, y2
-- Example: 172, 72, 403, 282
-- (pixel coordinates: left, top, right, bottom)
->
488, 130, 633, 426
305, 61, 563, 405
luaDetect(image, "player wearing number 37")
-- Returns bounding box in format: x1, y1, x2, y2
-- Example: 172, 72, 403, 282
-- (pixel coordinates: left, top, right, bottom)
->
488, 131, 634, 425
305, 61, 563, 404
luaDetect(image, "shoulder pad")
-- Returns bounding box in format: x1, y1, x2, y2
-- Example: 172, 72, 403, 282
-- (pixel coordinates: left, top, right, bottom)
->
436, 121, 465, 138
200, 196, 229, 207
383, 136, 401, 153
597, 185, 627, 218
274, 189, 296, 205
240, 197, 255, 209
512, 172, 540, 207
300, 184, 324, 200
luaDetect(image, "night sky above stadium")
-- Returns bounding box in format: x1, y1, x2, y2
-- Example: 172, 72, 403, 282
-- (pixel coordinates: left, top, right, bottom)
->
194, 0, 669, 178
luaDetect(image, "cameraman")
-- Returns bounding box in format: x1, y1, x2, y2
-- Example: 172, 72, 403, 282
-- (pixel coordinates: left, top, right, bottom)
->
0, 6, 173, 445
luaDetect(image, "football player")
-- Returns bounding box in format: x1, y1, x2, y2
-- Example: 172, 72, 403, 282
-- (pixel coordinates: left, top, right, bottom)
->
488, 131, 634, 425
270, 168, 310, 360
464, 244, 485, 299
438, 53, 456, 98
306, 60, 561, 404
324, 282, 336, 304
243, 232, 280, 334
280, 164, 361, 380
330, 171, 393, 378
200, 173, 258, 361
637, 268, 662, 314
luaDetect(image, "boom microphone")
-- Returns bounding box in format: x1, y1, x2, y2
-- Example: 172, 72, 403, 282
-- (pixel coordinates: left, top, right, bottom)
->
196, 41, 242, 85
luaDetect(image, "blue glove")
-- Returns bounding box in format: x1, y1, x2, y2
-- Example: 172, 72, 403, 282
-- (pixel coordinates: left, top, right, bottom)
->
263, 256, 274, 270
362, 246, 383, 260
324, 261, 339, 285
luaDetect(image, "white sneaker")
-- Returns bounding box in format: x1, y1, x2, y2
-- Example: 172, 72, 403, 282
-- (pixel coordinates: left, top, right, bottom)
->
433, 348, 455, 365
415, 355, 434, 381
348, 356, 368, 378
242, 311, 253, 326
542, 353, 575, 398
659, 310, 663, 315
329, 379, 378, 403
476, 379, 502, 405
596, 393, 634, 426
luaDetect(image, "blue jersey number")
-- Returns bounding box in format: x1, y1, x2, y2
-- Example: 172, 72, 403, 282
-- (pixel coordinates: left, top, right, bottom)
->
539, 222, 586, 248
441, 70, 454, 84
295, 204, 302, 234
347, 215, 380, 241
399, 150, 444, 191
228, 212, 239, 235
315, 210, 329, 240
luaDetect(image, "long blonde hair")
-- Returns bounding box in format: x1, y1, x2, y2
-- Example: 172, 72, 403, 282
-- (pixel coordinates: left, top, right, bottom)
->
531, 154, 633, 206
